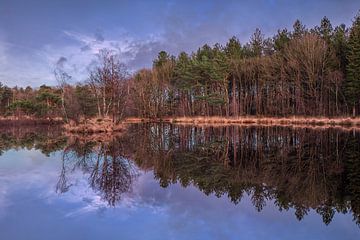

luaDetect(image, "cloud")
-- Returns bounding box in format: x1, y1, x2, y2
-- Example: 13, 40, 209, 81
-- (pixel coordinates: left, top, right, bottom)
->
94, 29, 105, 43
0, 22, 228, 87
2, 29, 165, 86
59, 30, 164, 76
80, 45, 91, 52
56, 56, 67, 68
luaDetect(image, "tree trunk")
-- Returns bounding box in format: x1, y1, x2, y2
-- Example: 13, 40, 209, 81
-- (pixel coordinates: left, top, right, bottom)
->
353, 105, 356, 118
232, 76, 237, 116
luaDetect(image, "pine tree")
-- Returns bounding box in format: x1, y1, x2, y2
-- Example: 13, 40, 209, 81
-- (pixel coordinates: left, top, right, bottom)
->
345, 13, 360, 116
273, 28, 290, 52
153, 51, 171, 68
224, 36, 242, 59
315, 16, 333, 43
250, 28, 264, 57
292, 19, 306, 38
332, 24, 348, 73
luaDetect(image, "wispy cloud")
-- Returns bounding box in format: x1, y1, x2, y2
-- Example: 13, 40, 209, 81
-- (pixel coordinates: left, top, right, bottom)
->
63, 30, 140, 60
0, 29, 164, 87
50, 29, 164, 80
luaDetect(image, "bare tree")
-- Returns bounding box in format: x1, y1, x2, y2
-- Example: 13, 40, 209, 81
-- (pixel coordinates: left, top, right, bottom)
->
54, 68, 82, 122
88, 49, 129, 123
54, 68, 72, 122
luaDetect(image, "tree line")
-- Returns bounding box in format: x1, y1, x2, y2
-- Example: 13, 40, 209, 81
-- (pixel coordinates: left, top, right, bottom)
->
0, 81, 97, 120
131, 13, 360, 118
1, 13, 359, 121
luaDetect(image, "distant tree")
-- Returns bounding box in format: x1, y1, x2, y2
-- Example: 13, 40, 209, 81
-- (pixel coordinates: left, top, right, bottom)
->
36, 86, 61, 108
8, 100, 37, 117
250, 28, 264, 57
224, 36, 242, 59
273, 29, 290, 52
315, 16, 333, 43
191, 44, 228, 116
153, 51, 171, 68
241, 43, 254, 58
131, 69, 158, 118
345, 13, 360, 116
0, 85, 13, 115
332, 24, 348, 73
224, 37, 242, 116
54, 68, 72, 122
171, 51, 193, 116
263, 37, 275, 56
152, 51, 175, 116
292, 19, 307, 38
75, 84, 97, 118
88, 49, 129, 122
283, 34, 339, 115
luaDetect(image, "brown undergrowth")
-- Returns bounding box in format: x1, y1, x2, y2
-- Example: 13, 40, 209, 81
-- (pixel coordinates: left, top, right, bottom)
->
64, 117, 126, 134
0, 117, 63, 126
125, 116, 360, 129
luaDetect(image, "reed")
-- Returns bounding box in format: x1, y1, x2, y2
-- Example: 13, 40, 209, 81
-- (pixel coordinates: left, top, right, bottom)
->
0, 117, 63, 126
124, 116, 360, 128
64, 117, 126, 133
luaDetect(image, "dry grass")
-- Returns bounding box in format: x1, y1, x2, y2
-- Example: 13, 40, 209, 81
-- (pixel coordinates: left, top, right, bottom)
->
0, 116, 63, 126
124, 116, 360, 130
64, 117, 126, 134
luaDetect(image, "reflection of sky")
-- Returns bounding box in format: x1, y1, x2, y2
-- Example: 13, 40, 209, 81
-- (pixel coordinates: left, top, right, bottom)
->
0, 149, 359, 240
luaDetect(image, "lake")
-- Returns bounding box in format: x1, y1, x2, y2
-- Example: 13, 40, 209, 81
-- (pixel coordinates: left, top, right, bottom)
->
0, 124, 359, 240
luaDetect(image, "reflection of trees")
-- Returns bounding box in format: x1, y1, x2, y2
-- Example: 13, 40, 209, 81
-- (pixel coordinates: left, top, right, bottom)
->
126, 124, 360, 226
56, 136, 138, 206
10, 123, 349, 225
345, 137, 360, 225
0, 126, 66, 156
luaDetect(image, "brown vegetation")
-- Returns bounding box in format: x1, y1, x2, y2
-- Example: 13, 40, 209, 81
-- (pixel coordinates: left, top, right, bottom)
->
124, 116, 360, 128
64, 117, 126, 133
0, 116, 63, 126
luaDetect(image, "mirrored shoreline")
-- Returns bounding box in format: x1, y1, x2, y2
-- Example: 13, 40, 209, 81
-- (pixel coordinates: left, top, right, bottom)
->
0, 123, 360, 236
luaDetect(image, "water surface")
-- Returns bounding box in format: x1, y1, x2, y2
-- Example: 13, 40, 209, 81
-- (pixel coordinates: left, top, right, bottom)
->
0, 124, 359, 240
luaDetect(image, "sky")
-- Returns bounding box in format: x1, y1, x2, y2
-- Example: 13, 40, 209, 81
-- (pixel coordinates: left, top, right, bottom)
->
0, 0, 359, 87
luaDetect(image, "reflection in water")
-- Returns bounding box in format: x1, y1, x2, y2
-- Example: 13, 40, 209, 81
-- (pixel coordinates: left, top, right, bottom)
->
0, 126, 66, 156
56, 136, 138, 206
1, 124, 360, 227
124, 124, 360, 226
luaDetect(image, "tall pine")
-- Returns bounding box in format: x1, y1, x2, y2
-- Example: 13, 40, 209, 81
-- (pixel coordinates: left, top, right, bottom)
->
345, 13, 360, 116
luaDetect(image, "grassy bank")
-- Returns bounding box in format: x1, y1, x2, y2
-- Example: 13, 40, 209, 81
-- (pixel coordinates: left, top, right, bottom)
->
125, 116, 360, 128
0, 117, 63, 126
3, 116, 360, 132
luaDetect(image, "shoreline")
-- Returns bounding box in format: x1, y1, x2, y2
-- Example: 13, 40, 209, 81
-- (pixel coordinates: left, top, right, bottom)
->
124, 116, 360, 127
0, 117, 63, 126
2, 116, 360, 132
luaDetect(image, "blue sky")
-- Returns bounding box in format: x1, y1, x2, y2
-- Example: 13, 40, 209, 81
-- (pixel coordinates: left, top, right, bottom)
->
0, 0, 359, 87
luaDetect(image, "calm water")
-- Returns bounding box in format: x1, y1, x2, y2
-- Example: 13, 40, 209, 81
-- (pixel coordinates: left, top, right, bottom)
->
0, 124, 360, 240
